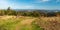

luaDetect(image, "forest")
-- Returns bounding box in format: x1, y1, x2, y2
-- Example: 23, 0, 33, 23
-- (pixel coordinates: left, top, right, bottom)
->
0, 7, 60, 17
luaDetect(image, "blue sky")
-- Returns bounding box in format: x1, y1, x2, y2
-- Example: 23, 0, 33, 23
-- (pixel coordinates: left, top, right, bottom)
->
0, 0, 60, 10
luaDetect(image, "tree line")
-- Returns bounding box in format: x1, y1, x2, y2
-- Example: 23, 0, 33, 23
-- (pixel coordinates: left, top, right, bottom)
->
0, 7, 60, 17
0, 9, 41, 17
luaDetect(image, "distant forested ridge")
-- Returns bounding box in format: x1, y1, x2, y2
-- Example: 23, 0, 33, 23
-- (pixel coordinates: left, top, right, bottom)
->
0, 7, 60, 17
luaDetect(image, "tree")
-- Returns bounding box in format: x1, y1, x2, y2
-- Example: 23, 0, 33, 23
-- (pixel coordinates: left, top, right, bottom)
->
7, 7, 11, 10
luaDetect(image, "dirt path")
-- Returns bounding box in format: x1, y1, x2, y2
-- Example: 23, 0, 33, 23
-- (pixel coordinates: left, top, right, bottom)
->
20, 18, 37, 25
0, 16, 16, 19
16, 18, 37, 30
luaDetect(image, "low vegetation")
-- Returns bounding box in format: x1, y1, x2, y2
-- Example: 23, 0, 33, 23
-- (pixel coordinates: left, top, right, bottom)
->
36, 17, 60, 30
0, 16, 43, 30
0, 7, 60, 30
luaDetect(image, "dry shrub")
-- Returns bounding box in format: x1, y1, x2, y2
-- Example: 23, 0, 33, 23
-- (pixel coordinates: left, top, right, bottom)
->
36, 17, 60, 30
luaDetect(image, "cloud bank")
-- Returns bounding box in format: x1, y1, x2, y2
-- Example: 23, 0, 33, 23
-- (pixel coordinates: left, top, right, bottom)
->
0, 0, 35, 9
36, 0, 60, 3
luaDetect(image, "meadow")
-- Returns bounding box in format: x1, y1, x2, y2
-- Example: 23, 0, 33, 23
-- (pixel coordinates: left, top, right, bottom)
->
0, 16, 60, 30
36, 17, 60, 30
0, 16, 43, 30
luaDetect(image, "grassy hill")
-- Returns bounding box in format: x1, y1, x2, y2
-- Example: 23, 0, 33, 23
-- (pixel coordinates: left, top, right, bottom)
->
0, 16, 43, 30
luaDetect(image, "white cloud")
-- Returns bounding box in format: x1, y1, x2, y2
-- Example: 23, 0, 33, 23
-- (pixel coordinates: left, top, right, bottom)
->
12, 5, 35, 9
41, 0, 50, 2
0, 0, 9, 9
0, 0, 35, 9
0, 0, 16, 9
38, 0, 50, 2
34, 0, 50, 3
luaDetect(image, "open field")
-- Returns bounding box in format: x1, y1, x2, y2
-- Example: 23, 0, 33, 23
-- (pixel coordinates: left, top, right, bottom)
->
36, 17, 60, 30
0, 16, 60, 30
0, 16, 43, 30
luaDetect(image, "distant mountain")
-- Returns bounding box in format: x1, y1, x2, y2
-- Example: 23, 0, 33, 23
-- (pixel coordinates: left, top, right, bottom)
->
13, 9, 60, 13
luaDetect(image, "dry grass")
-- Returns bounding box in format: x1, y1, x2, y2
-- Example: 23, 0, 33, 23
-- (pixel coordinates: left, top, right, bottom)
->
1, 16, 60, 30
36, 17, 60, 30
0, 16, 43, 30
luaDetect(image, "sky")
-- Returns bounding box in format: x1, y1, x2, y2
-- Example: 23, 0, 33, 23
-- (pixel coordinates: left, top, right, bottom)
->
0, 0, 60, 10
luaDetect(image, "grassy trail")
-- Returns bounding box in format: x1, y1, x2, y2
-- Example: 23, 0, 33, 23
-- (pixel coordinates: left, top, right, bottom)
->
15, 18, 37, 30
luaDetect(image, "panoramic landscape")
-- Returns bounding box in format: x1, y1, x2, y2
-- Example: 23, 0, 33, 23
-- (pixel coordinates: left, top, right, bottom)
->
0, 0, 60, 30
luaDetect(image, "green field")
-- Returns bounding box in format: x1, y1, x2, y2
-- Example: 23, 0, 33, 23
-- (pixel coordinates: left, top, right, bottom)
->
0, 16, 60, 30
0, 16, 43, 30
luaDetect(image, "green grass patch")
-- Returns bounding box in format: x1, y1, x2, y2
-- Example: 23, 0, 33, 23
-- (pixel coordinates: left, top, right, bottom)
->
31, 21, 44, 30
0, 18, 23, 30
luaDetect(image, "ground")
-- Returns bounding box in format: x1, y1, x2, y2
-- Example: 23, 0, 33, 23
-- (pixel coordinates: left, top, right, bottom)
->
1, 16, 60, 30
0, 16, 42, 30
